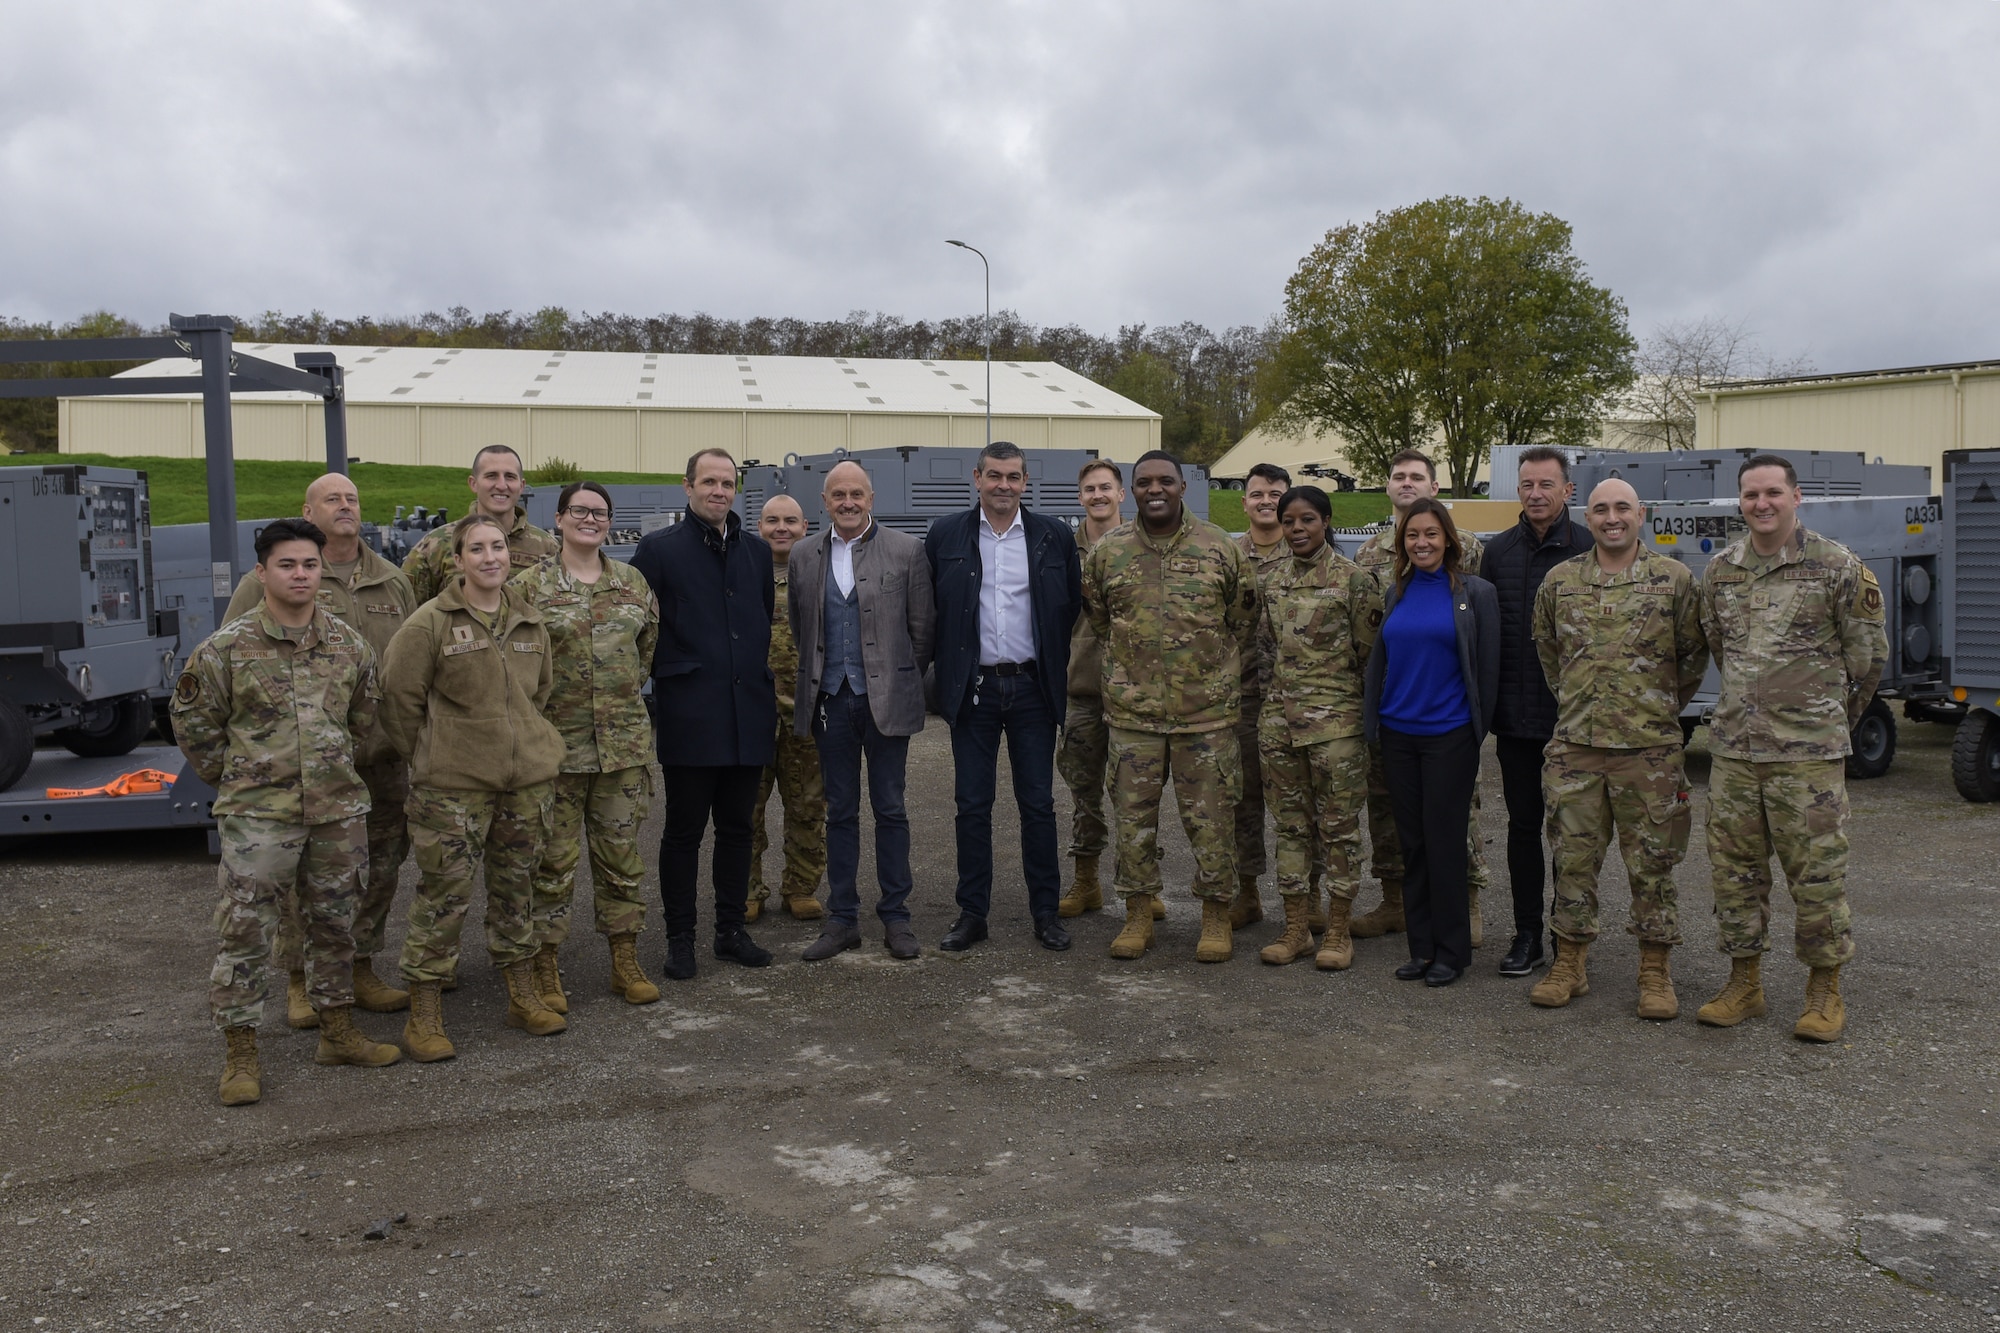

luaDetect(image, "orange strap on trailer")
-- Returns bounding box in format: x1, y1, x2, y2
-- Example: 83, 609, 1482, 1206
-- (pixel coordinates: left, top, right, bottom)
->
47, 769, 179, 799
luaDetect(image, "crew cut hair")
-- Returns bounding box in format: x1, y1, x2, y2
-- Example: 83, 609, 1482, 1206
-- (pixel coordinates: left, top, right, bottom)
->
685, 447, 738, 482
1387, 449, 1436, 480
1078, 458, 1122, 485
1246, 462, 1292, 488
977, 440, 1026, 471
1737, 452, 1799, 486
255, 517, 326, 562
1133, 449, 1184, 479
471, 444, 523, 474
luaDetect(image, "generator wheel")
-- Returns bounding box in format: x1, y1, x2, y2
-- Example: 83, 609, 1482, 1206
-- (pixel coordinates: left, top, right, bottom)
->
1953, 709, 2000, 803
56, 693, 157, 759
0, 696, 31, 793
1844, 697, 1897, 780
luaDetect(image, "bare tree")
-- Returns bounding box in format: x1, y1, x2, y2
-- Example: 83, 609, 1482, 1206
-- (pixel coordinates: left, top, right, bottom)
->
1617, 317, 1814, 450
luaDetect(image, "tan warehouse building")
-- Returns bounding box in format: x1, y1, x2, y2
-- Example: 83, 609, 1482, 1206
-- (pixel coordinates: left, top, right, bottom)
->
59, 345, 1160, 470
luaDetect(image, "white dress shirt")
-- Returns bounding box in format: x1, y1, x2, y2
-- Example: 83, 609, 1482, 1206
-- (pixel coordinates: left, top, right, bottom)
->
978, 507, 1036, 665
830, 522, 870, 597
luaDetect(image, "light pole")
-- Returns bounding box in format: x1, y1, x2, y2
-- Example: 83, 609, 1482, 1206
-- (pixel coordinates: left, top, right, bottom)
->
945, 239, 991, 447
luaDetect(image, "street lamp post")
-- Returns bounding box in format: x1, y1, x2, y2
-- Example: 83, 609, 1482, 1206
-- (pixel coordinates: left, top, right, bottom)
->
945, 239, 991, 448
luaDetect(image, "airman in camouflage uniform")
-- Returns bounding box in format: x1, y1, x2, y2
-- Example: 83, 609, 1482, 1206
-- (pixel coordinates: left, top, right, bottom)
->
751, 551, 829, 919
1351, 523, 1491, 939
224, 519, 416, 1021
175, 521, 402, 1104
1085, 456, 1256, 963
515, 545, 661, 1009
403, 506, 559, 606
1230, 527, 1287, 927
1695, 483, 1886, 1042
1254, 534, 1382, 969
1529, 492, 1710, 1018
1056, 461, 1129, 919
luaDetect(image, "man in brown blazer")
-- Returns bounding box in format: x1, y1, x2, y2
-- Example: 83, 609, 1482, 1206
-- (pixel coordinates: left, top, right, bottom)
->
786, 460, 937, 961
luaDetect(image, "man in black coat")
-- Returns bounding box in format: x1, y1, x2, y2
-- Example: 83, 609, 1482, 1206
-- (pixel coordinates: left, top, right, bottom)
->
925, 442, 1083, 952
1480, 445, 1593, 977
630, 448, 776, 981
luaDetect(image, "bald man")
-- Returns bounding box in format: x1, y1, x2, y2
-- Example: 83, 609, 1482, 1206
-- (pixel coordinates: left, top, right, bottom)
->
749, 494, 827, 921
224, 473, 418, 1019
1528, 478, 1708, 1017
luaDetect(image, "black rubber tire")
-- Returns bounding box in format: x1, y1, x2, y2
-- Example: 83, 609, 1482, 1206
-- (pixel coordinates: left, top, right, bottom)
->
1845, 697, 1897, 780
1953, 709, 2000, 803
1904, 699, 1968, 727
0, 695, 31, 794
56, 693, 156, 759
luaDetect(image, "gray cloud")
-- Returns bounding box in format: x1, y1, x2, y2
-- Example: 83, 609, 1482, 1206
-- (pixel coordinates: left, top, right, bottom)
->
2, 1, 1995, 371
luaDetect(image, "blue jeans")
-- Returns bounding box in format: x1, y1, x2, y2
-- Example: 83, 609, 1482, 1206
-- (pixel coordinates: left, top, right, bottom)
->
950, 671, 1061, 924
811, 685, 913, 926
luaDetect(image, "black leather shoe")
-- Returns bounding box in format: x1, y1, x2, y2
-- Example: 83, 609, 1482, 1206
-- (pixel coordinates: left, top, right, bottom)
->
1033, 918, 1072, 952
714, 928, 772, 968
938, 915, 988, 952
1394, 958, 1433, 981
663, 933, 697, 981
1424, 962, 1463, 987
885, 921, 922, 960
1498, 931, 1545, 977
801, 923, 862, 961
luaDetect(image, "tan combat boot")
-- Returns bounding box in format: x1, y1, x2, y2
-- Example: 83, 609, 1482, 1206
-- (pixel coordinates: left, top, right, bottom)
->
783, 885, 826, 920
1468, 886, 1483, 949
1696, 955, 1767, 1028
1108, 896, 1155, 960
608, 933, 661, 1004
1792, 965, 1845, 1042
743, 888, 766, 923
351, 957, 409, 1013
286, 970, 318, 1029
1195, 899, 1234, 964
530, 945, 568, 1015
502, 960, 567, 1036
402, 980, 455, 1062
1058, 855, 1104, 918
1258, 896, 1314, 965
1305, 873, 1328, 934
219, 1026, 261, 1106
1149, 893, 1166, 921
314, 1005, 403, 1067
1636, 943, 1679, 1021
1529, 938, 1591, 1008
1315, 896, 1355, 971
1349, 883, 1404, 938
1227, 874, 1264, 928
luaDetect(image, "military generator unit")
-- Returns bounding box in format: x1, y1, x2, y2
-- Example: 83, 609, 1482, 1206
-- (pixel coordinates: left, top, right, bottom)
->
1941, 448, 2000, 801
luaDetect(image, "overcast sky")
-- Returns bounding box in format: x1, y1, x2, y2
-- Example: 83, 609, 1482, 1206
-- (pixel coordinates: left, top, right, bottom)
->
3, 2, 1995, 372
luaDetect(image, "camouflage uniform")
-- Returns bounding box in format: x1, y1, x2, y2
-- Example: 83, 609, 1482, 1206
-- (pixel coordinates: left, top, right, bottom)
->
1057, 525, 1112, 859
1532, 549, 1710, 943
225, 546, 416, 964
1084, 509, 1256, 902
171, 607, 378, 1029
1233, 532, 1287, 882
401, 507, 560, 607
515, 553, 661, 945
1256, 541, 1382, 903
753, 561, 828, 900
1698, 526, 1886, 967
1354, 526, 1489, 894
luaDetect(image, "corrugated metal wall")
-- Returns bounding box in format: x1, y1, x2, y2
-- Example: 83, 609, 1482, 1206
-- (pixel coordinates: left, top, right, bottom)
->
1697, 370, 2000, 486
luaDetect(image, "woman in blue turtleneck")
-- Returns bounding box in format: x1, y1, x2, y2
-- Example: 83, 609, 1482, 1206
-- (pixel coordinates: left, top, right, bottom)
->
1363, 497, 1499, 987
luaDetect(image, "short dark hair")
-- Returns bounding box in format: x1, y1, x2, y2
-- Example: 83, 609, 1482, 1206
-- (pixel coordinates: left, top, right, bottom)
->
685, 447, 737, 481
557, 479, 613, 520
1518, 446, 1570, 481
977, 441, 1026, 472
255, 517, 326, 563
1392, 496, 1465, 585
1387, 449, 1435, 480
471, 444, 522, 474
1737, 452, 1799, 486
453, 512, 508, 555
1078, 458, 1122, 485
1277, 484, 1331, 524
1246, 462, 1292, 488
1133, 449, 1184, 480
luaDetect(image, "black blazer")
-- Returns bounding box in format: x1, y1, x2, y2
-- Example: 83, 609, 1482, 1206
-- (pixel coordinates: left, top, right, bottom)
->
1363, 571, 1501, 748
1481, 511, 1593, 740
630, 508, 776, 769
924, 506, 1082, 729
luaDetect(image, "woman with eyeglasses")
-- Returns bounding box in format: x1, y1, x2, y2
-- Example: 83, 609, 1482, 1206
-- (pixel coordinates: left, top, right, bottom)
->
515, 481, 663, 1013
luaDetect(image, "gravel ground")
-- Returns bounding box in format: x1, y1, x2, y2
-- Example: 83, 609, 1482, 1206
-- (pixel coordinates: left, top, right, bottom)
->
2, 721, 1996, 1331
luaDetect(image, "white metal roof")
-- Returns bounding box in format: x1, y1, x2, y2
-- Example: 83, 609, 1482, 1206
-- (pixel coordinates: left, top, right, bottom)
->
105, 344, 1158, 419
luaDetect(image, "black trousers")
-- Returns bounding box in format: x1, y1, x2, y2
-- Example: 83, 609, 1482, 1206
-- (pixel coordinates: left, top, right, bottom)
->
1494, 734, 1551, 937
1379, 723, 1480, 971
658, 764, 761, 938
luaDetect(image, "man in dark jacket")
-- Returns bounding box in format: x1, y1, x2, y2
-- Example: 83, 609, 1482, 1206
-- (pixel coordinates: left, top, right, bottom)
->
630, 448, 776, 982
1479, 445, 1593, 977
925, 442, 1084, 953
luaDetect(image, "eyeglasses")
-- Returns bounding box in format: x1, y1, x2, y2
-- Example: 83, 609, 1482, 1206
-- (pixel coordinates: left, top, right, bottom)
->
564, 505, 611, 522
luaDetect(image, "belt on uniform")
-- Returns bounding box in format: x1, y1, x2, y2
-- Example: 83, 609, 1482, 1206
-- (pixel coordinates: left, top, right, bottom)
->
980, 661, 1036, 677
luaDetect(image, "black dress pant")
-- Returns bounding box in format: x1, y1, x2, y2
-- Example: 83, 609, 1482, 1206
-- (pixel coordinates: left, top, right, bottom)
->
1379, 723, 1480, 971
1494, 734, 1551, 937
658, 763, 761, 938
